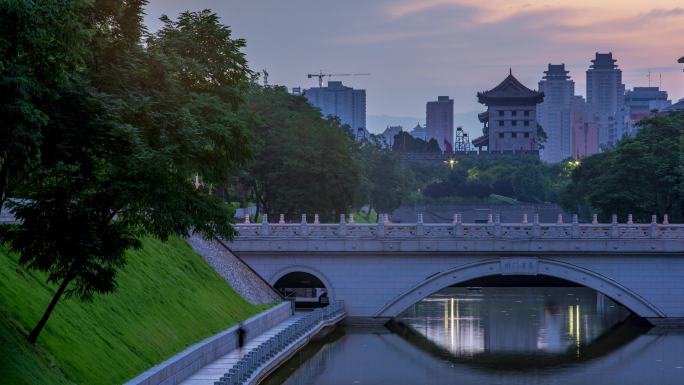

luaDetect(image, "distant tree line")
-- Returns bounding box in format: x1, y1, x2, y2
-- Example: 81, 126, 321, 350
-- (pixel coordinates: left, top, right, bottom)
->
560, 113, 684, 223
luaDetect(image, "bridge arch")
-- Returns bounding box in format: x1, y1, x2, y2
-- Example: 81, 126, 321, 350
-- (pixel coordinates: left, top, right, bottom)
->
375, 258, 665, 319
269, 265, 336, 303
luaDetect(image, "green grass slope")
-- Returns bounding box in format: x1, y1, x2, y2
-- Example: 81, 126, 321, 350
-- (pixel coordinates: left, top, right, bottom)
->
0, 237, 272, 385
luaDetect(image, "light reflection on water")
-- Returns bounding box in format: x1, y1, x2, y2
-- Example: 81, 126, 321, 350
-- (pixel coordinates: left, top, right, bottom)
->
398, 287, 629, 357
262, 287, 684, 385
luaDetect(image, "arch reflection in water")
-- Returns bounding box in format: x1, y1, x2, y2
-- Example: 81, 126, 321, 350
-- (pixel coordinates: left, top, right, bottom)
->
397, 287, 629, 357
262, 287, 684, 385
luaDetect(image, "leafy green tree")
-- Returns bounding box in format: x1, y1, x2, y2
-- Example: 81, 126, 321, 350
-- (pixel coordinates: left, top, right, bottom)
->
3, 6, 253, 343
355, 136, 409, 218
561, 113, 684, 222
241, 86, 360, 222
0, 0, 90, 209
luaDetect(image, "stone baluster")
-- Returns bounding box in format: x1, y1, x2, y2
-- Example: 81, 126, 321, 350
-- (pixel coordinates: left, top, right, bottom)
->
610, 214, 619, 237
314, 213, 320, 224
260, 213, 270, 236
300, 214, 308, 236
349, 213, 355, 224
627, 214, 633, 224
557, 214, 563, 224
571, 214, 579, 238
338, 214, 346, 237
522, 214, 528, 224
650, 214, 658, 238
487, 214, 493, 224
494, 214, 501, 237
244, 213, 250, 224
454, 213, 463, 237
532, 214, 541, 237
416, 213, 424, 236
279, 213, 285, 224
384, 213, 390, 224
663, 214, 669, 225
592, 214, 598, 224
377, 214, 385, 237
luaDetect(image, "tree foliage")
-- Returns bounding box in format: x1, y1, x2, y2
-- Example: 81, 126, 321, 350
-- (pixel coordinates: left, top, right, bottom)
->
0, 0, 90, 209
240, 86, 360, 222
422, 156, 567, 203
561, 113, 684, 222
1, 4, 253, 342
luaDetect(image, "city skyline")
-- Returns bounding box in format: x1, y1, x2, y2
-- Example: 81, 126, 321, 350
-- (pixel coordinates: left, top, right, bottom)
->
144, 1, 684, 133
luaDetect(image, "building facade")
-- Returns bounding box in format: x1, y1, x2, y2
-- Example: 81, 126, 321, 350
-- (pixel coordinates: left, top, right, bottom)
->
426, 96, 454, 152
571, 96, 599, 158
624, 87, 670, 136
304, 81, 366, 131
473, 71, 544, 155
586, 53, 625, 148
537, 64, 575, 162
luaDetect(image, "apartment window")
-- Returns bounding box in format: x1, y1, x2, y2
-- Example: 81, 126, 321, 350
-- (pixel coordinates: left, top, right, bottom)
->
524, 120, 530, 126
499, 120, 504, 126
512, 120, 517, 126
524, 110, 530, 116
524, 132, 530, 138
499, 132, 504, 138
499, 110, 504, 116
512, 132, 517, 138
512, 110, 517, 116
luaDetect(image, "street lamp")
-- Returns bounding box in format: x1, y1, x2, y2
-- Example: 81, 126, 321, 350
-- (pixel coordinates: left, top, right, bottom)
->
444, 158, 457, 169
679, 56, 684, 71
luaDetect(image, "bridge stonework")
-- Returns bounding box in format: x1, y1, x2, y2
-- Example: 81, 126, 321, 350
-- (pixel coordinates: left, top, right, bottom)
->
229, 218, 684, 326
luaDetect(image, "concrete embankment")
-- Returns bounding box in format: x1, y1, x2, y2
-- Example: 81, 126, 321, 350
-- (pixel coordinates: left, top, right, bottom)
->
124, 302, 293, 385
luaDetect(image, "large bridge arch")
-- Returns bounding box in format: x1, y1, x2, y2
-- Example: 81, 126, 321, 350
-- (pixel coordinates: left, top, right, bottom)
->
375, 258, 665, 319
269, 265, 336, 302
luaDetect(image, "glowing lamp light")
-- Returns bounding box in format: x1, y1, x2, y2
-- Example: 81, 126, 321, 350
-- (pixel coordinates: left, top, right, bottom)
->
444, 158, 458, 169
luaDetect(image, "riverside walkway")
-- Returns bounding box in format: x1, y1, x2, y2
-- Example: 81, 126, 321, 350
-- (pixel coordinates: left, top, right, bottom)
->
179, 313, 307, 385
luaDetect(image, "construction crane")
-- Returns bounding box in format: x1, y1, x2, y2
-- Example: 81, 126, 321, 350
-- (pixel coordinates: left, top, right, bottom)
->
307, 70, 370, 87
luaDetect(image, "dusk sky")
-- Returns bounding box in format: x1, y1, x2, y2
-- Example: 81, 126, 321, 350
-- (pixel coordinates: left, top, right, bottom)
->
145, 1, 684, 133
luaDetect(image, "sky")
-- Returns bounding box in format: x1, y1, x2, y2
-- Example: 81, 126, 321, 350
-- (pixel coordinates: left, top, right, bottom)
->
144, 0, 684, 133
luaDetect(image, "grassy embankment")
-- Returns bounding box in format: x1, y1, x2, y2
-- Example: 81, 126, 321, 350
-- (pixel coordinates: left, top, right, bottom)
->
0, 237, 272, 385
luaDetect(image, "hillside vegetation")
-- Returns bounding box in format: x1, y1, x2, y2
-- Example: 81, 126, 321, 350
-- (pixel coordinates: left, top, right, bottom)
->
0, 237, 271, 385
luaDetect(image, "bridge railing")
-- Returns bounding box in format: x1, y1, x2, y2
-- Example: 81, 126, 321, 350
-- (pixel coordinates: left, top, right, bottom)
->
234, 213, 684, 239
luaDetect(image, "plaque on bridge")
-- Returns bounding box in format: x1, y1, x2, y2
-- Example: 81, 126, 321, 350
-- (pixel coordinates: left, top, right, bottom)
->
499, 257, 539, 275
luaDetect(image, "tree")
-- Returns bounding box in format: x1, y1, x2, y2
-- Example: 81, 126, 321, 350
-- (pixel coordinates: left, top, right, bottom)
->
2, 6, 254, 343
561, 113, 684, 222
355, 136, 409, 218
0, 0, 90, 210
241, 86, 360, 222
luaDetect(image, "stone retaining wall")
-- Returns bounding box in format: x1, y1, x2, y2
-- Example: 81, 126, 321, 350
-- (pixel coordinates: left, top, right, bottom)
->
124, 302, 291, 385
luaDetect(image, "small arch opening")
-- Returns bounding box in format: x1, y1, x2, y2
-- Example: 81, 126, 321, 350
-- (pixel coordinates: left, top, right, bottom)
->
274, 271, 329, 310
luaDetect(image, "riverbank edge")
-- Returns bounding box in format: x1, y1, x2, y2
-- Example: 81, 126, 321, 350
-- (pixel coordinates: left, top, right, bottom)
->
124, 302, 291, 385
244, 311, 346, 385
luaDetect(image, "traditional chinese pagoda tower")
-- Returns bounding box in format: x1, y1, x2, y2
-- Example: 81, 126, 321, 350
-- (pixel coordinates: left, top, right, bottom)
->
472, 70, 544, 155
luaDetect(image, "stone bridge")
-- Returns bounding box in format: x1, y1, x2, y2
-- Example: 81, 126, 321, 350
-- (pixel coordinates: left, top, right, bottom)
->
230, 214, 684, 326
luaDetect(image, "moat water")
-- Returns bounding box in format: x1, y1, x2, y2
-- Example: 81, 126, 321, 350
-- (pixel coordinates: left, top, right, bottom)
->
263, 287, 684, 385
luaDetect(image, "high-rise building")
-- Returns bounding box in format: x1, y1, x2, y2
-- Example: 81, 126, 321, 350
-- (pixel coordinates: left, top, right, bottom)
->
426, 96, 454, 152
304, 81, 366, 131
586, 52, 626, 147
571, 96, 599, 158
473, 71, 544, 155
537, 64, 574, 162
624, 87, 670, 136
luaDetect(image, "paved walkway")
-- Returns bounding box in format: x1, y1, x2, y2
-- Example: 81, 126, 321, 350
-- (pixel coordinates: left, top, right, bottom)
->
179, 313, 307, 385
